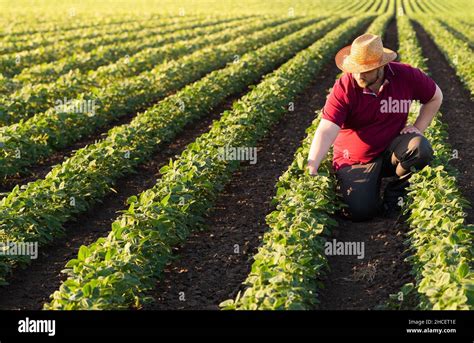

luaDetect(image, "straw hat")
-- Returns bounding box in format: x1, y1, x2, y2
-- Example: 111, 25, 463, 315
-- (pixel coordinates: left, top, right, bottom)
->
335, 34, 397, 73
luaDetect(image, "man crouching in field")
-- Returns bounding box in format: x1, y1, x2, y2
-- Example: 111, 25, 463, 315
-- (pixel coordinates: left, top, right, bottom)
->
307, 33, 443, 221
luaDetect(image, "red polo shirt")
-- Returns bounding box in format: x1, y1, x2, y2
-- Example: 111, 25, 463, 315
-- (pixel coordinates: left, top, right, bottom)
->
322, 62, 436, 171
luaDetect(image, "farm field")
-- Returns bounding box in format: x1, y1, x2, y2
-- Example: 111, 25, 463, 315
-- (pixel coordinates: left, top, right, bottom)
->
0, 0, 472, 318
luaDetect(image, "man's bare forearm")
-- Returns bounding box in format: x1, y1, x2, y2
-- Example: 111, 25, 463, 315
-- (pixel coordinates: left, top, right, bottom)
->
307, 119, 340, 174
414, 85, 443, 133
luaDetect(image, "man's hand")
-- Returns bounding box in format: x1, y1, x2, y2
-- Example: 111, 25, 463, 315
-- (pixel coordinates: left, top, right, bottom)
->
400, 124, 422, 135
307, 162, 318, 176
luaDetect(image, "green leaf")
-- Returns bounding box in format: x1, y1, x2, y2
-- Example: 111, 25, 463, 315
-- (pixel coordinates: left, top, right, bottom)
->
127, 195, 138, 205
276, 187, 286, 197
160, 193, 171, 206
457, 262, 469, 279
78, 246, 89, 261
65, 259, 79, 268
296, 154, 305, 170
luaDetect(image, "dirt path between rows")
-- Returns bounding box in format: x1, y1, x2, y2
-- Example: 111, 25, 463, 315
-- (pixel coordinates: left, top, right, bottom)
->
317, 216, 413, 310
0, 92, 244, 310
317, 17, 414, 310
412, 20, 474, 224
145, 23, 372, 310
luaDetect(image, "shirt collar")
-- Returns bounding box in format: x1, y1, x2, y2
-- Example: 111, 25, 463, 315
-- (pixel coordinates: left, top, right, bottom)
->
363, 78, 390, 96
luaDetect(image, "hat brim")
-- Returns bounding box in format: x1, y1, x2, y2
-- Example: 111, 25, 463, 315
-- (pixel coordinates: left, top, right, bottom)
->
335, 45, 397, 73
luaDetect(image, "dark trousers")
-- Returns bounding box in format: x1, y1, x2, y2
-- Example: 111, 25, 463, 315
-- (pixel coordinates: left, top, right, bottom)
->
335, 133, 434, 222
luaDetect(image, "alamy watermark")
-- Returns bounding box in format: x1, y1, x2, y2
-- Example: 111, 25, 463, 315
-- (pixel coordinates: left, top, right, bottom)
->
324, 239, 365, 260
0, 241, 38, 259
380, 97, 413, 114
18, 317, 55, 336
218, 145, 257, 165
55, 97, 96, 115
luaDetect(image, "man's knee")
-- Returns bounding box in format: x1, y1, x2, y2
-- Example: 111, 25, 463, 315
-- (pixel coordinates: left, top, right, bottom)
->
403, 135, 434, 170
